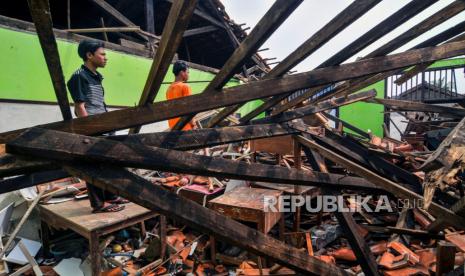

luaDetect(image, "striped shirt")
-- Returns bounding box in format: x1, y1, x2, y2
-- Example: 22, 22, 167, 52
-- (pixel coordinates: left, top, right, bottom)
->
67, 65, 108, 115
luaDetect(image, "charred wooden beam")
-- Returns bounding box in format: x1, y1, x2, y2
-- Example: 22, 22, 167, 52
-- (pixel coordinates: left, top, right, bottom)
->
6, 128, 381, 192
0, 169, 69, 195
2, 40, 465, 143
27, 0, 72, 121
366, 98, 465, 118
250, 90, 376, 125
295, 135, 465, 229
111, 123, 299, 150
270, 0, 464, 116
311, 22, 465, 105
0, 124, 299, 178
173, 0, 304, 130
131, 0, 197, 133
239, 0, 438, 122
395, 31, 465, 85
206, 0, 381, 127
0, 154, 57, 178
302, 148, 380, 276
303, 131, 422, 193
65, 163, 347, 275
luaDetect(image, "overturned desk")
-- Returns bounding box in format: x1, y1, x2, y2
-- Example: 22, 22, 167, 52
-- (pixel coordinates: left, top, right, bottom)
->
39, 199, 159, 276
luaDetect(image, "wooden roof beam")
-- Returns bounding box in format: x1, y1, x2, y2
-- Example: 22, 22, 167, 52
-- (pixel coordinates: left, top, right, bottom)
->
206, 0, 382, 127
172, 0, 304, 130
27, 0, 72, 121
1, 40, 465, 143
239, 0, 438, 123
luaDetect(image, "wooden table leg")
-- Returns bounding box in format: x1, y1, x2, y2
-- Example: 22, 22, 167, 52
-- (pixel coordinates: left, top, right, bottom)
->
139, 221, 147, 239
160, 215, 166, 261
89, 231, 101, 276
210, 236, 216, 264
40, 221, 51, 258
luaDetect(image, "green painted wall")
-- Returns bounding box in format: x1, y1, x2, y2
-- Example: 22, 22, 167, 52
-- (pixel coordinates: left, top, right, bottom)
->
339, 57, 465, 137
0, 27, 262, 116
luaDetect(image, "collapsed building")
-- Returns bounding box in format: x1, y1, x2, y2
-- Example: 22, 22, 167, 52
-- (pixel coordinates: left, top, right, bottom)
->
0, 0, 465, 275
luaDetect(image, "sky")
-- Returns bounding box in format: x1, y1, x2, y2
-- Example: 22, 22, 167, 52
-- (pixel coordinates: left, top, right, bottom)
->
221, 0, 465, 73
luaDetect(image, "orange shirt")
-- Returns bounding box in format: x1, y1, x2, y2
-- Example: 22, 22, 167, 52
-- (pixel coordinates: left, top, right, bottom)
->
166, 81, 193, 130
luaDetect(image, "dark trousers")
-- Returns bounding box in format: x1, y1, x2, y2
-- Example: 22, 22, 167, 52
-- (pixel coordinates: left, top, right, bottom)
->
86, 182, 118, 209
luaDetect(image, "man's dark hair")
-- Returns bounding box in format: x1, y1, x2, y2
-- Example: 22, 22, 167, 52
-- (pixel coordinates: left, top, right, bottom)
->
173, 60, 189, 76
78, 40, 104, 61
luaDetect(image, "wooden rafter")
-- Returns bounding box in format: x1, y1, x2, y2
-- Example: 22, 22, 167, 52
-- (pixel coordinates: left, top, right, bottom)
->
295, 135, 465, 229
27, 0, 72, 121
0, 123, 299, 178
1, 40, 465, 143
6, 128, 381, 192
239, 0, 438, 123
206, 0, 382, 127
172, 0, 304, 130
64, 164, 348, 275
130, 0, 198, 133
90, 0, 148, 41
272, 0, 465, 114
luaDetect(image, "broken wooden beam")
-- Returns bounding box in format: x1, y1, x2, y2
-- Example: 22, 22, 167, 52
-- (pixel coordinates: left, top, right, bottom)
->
303, 148, 380, 276
0, 169, 69, 195
6, 128, 382, 192
27, 0, 72, 121
131, 0, 198, 134
271, 1, 465, 116
173, 0, 304, 130
238, 0, 438, 123
65, 163, 348, 275
249, 90, 376, 125
365, 98, 465, 119
2, 40, 465, 143
395, 30, 465, 85
206, 0, 382, 127
295, 135, 465, 230
0, 123, 298, 178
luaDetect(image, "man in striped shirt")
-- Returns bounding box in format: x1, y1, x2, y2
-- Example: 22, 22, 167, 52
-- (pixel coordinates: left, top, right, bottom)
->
67, 40, 127, 213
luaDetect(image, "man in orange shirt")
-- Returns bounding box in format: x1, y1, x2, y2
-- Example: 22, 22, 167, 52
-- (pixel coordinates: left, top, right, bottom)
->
166, 60, 196, 130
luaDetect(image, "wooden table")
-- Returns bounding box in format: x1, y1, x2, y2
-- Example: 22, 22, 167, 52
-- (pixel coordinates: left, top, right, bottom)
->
208, 186, 284, 266
39, 200, 158, 276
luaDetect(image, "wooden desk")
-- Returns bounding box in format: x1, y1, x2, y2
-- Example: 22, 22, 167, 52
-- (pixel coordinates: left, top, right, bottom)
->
39, 200, 158, 276
209, 187, 283, 234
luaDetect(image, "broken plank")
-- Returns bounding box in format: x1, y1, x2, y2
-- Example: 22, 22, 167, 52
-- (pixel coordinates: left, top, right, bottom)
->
173, 0, 303, 130
6, 128, 382, 192
295, 135, 465, 230
2, 40, 465, 143
64, 163, 348, 275
27, 0, 72, 121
